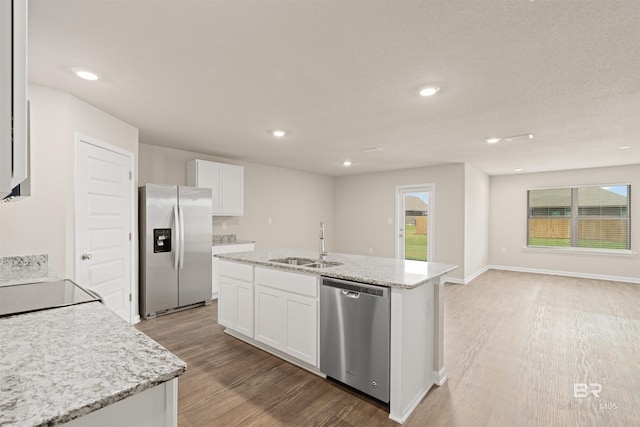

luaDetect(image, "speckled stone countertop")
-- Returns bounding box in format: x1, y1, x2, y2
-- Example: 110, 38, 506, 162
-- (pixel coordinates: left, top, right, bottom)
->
0, 254, 62, 286
216, 249, 457, 289
0, 302, 186, 426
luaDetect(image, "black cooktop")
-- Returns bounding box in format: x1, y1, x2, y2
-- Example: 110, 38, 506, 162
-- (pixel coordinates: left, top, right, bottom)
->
0, 279, 102, 318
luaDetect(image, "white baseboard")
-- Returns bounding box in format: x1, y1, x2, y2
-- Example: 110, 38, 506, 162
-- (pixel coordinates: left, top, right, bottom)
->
443, 265, 490, 285
488, 265, 640, 284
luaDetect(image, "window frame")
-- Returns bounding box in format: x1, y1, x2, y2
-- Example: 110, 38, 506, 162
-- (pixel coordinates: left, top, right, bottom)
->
526, 183, 631, 252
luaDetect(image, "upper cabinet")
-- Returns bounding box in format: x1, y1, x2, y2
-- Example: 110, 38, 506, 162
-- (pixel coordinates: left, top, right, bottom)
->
187, 159, 244, 216
1, 0, 28, 200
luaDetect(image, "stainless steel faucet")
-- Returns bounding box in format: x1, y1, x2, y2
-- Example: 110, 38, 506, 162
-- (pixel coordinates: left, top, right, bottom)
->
319, 222, 327, 261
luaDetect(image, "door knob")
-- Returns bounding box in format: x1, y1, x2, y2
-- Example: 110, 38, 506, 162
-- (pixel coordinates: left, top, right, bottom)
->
81, 253, 93, 260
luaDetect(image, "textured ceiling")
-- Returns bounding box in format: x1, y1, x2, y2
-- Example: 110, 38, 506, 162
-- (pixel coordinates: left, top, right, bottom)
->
28, 0, 640, 176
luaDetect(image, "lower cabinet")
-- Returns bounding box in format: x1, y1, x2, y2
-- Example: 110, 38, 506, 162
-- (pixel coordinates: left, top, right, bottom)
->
255, 285, 317, 366
217, 261, 319, 367
217, 261, 254, 338
255, 267, 318, 367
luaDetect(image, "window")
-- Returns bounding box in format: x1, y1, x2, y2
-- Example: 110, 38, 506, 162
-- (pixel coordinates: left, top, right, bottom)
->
527, 185, 631, 250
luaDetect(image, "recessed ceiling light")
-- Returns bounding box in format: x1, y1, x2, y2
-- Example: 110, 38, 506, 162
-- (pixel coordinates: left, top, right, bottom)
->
271, 129, 287, 137
486, 138, 501, 144
362, 147, 383, 153
418, 86, 440, 97
72, 68, 100, 81
342, 160, 352, 167
514, 168, 523, 172
619, 145, 631, 149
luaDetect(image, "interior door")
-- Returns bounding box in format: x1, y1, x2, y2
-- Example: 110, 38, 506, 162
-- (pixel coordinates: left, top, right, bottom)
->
75, 136, 133, 322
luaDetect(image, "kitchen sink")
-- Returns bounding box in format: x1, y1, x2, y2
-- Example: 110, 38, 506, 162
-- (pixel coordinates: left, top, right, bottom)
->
269, 257, 318, 266
305, 261, 342, 269
268, 257, 342, 269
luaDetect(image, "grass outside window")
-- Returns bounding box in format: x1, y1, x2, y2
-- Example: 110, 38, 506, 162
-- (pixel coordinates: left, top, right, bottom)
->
405, 224, 428, 261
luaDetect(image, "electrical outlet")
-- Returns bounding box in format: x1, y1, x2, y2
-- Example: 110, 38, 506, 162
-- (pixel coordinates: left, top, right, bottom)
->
268, 217, 272, 225
387, 218, 393, 225
501, 247, 506, 253
222, 222, 227, 230
368, 248, 374, 254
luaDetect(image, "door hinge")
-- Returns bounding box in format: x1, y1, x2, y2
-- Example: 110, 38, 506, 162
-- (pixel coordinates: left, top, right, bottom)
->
129, 232, 132, 241
129, 171, 132, 180
129, 293, 132, 302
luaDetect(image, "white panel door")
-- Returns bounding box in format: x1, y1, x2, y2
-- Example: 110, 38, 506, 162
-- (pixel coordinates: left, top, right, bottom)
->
76, 136, 133, 322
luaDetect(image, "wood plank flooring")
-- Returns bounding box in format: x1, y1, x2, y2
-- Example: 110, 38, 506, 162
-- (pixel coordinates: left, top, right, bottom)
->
136, 270, 640, 426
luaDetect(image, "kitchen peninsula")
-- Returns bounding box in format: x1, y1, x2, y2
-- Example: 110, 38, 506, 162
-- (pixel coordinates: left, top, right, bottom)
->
215, 249, 457, 424
0, 255, 186, 427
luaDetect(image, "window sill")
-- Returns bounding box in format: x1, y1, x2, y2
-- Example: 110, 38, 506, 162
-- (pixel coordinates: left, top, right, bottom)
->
523, 246, 637, 257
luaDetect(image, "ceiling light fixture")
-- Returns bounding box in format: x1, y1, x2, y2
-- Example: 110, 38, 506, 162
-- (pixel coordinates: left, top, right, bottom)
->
514, 168, 523, 172
342, 160, 352, 167
271, 129, 287, 138
72, 68, 100, 81
418, 86, 440, 97
486, 133, 533, 144
504, 133, 533, 142
362, 147, 383, 153
619, 145, 631, 149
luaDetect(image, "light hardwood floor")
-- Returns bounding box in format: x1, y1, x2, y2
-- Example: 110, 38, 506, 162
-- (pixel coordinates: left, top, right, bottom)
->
136, 270, 640, 426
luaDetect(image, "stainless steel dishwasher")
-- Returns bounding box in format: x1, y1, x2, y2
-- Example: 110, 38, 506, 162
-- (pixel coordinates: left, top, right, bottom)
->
320, 277, 390, 403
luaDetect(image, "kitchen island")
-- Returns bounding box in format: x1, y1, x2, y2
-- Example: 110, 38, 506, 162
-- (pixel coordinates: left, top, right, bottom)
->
215, 249, 456, 424
0, 301, 186, 426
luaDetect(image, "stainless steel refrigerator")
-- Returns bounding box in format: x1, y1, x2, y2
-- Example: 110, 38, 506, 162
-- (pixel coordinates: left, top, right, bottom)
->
139, 184, 212, 319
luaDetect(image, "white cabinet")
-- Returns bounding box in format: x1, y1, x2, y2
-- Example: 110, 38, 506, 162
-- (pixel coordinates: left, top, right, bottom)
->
254, 267, 318, 366
187, 159, 244, 216
217, 260, 254, 337
212, 242, 255, 299
1, 0, 28, 198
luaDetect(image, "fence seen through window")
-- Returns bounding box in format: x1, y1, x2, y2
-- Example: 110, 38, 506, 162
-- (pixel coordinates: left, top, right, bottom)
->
527, 185, 630, 250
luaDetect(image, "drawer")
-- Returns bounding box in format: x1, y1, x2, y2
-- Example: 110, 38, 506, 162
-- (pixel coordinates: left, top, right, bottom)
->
255, 267, 318, 298
218, 260, 254, 282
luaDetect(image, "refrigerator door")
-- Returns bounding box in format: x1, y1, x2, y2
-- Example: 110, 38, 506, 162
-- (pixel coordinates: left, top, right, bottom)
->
178, 186, 212, 306
140, 184, 179, 317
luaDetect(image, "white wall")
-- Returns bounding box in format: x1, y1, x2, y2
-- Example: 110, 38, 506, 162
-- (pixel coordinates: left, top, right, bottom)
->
490, 164, 640, 282
138, 143, 335, 251
464, 164, 490, 280
333, 164, 466, 281
0, 84, 139, 278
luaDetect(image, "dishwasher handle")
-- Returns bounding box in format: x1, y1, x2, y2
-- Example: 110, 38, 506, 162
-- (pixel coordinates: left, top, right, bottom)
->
341, 289, 360, 299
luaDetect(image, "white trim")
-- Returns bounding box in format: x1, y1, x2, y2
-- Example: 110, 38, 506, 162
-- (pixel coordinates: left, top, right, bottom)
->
395, 184, 435, 261
74, 133, 137, 324
523, 245, 636, 257
433, 367, 447, 386
461, 265, 490, 284
488, 265, 640, 284
165, 378, 178, 427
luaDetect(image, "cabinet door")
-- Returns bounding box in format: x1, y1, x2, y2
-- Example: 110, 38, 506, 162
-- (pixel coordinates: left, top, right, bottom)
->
284, 293, 317, 366
199, 162, 222, 213
235, 280, 254, 337
220, 164, 244, 216
255, 285, 286, 349
218, 275, 235, 329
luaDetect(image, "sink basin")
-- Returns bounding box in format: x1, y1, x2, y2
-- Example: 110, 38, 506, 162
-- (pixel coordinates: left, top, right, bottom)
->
269, 257, 317, 266
268, 257, 343, 269
305, 261, 343, 269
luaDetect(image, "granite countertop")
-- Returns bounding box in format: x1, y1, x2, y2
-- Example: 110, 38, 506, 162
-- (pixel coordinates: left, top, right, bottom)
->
0, 302, 186, 426
212, 239, 255, 246
215, 249, 457, 289
0, 254, 62, 287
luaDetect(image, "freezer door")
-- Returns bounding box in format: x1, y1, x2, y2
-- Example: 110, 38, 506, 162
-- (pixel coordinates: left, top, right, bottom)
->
178, 186, 212, 306
139, 184, 179, 317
